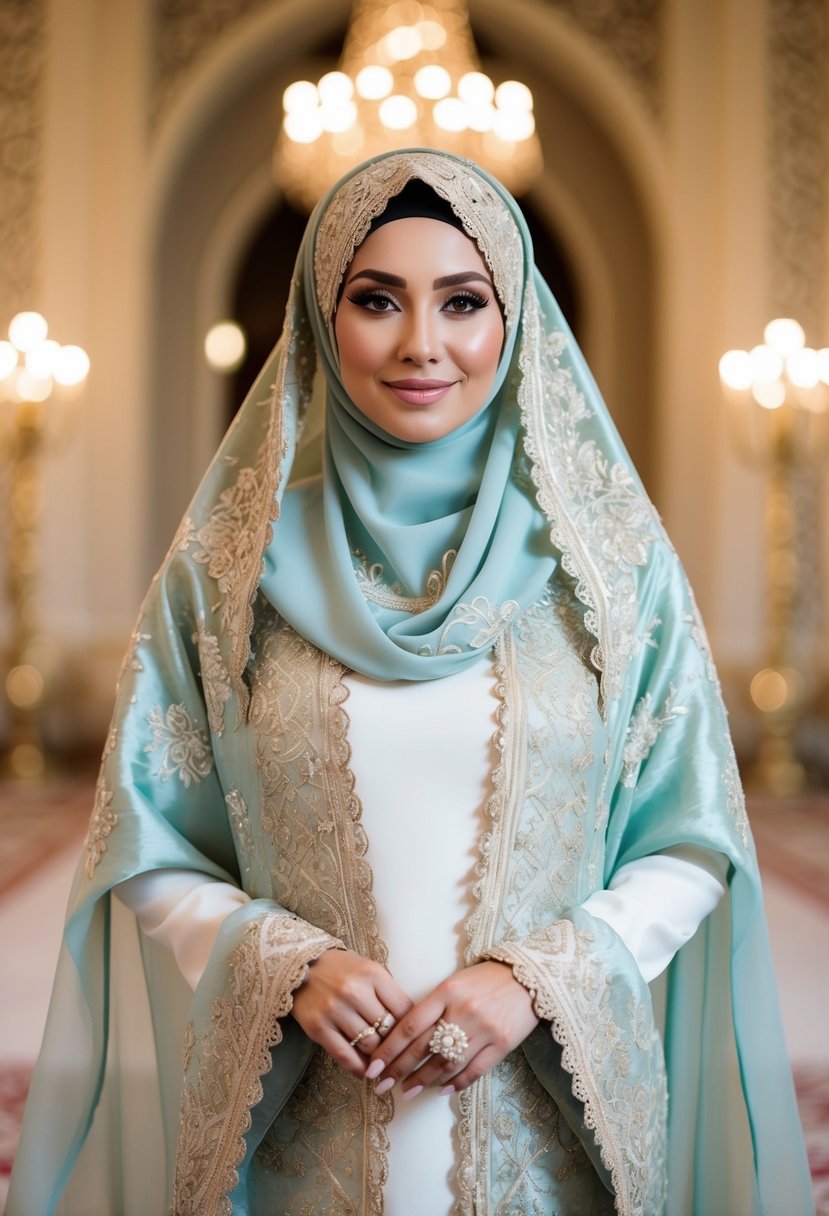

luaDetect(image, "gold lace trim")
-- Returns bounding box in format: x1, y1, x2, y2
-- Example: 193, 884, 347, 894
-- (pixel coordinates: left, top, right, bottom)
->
171, 915, 342, 1215
353, 547, 456, 614
314, 151, 523, 327
145, 703, 213, 787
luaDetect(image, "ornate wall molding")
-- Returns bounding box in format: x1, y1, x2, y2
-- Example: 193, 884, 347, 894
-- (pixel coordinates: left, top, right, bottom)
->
766, 0, 827, 335
0, 0, 46, 319
544, 0, 663, 117
152, 0, 277, 123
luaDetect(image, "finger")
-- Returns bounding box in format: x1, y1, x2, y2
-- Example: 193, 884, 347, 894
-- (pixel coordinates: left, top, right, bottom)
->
372, 970, 415, 1024
370, 994, 445, 1070
435, 1043, 506, 1094
375, 1023, 457, 1091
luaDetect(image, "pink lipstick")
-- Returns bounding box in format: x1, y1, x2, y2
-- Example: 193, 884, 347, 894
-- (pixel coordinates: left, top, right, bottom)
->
383, 379, 456, 405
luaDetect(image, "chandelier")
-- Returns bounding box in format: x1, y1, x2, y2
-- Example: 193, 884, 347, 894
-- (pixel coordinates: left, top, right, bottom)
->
273, 0, 542, 211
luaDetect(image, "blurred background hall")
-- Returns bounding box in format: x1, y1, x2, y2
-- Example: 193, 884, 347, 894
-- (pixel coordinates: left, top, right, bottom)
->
0, 0, 828, 1209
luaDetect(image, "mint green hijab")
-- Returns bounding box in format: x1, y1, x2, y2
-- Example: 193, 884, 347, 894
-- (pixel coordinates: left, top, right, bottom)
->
260, 155, 556, 679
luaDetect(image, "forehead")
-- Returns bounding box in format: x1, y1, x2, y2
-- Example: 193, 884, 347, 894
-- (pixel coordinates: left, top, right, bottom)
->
345, 217, 491, 277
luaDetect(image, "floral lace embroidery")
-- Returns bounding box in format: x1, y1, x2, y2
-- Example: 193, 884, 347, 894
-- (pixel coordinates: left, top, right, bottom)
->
487, 920, 668, 1216
172, 914, 342, 1215
417, 595, 520, 656
145, 703, 213, 787
314, 152, 523, 327
353, 547, 456, 613
84, 724, 119, 879
621, 684, 688, 788
193, 621, 232, 735
517, 292, 660, 707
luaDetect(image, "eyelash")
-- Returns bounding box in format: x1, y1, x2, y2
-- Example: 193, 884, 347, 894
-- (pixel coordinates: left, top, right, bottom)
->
345, 288, 490, 315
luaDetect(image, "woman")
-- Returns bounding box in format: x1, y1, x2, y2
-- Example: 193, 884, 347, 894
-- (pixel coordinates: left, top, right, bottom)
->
8, 150, 813, 1215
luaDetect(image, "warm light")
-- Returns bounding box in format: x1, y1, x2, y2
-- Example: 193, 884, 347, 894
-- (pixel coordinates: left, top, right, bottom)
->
53, 344, 90, 386
284, 110, 324, 143
414, 64, 451, 99
383, 25, 422, 61
320, 100, 357, 133
719, 349, 753, 391
494, 80, 533, 113
282, 80, 319, 114
458, 71, 494, 106
317, 71, 354, 105
764, 317, 805, 358
786, 347, 820, 389
25, 339, 61, 380
379, 94, 418, 130
494, 109, 535, 142
355, 65, 394, 99
751, 379, 786, 409
750, 667, 791, 714
15, 368, 52, 401
6, 664, 45, 710
204, 321, 247, 372
9, 311, 48, 353
749, 344, 784, 384
417, 19, 447, 50
0, 339, 18, 379
433, 97, 467, 132
818, 348, 829, 385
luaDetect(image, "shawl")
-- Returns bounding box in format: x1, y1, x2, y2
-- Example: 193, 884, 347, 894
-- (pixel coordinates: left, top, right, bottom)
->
7, 150, 813, 1216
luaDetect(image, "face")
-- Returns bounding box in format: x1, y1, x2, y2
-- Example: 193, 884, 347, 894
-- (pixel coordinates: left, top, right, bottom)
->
334, 216, 505, 443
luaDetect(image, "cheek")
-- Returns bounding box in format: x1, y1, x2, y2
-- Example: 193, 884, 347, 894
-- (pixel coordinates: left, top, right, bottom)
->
335, 315, 379, 380
456, 316, 505, 379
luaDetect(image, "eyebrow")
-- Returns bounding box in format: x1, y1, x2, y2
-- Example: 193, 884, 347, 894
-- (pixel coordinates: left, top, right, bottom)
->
344, 269, 493, 290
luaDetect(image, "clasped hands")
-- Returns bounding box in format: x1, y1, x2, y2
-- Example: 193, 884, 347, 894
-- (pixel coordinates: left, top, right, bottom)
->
290, 948, 539, 1098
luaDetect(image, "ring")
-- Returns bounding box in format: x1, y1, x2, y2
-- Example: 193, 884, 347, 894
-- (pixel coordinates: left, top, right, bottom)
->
349, 1012, 394, 1048
428, 1019, 468, 1064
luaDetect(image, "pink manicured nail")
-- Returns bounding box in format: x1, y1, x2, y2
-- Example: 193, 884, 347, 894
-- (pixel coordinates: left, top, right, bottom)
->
439, 1085, 454, 1097
402, 1085, 423, 1101
375, 1076, 395, 1095
365, 1059, 385, 1080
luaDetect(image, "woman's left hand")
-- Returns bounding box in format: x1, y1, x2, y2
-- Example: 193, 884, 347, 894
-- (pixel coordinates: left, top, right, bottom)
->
366, 961, 539, 1097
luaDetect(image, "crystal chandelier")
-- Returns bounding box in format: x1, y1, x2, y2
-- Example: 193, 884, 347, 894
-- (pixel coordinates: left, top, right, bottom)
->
273, 0, 542, 211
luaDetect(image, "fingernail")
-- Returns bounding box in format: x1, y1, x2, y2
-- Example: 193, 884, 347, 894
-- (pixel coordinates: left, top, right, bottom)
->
375, 1077, 395, 1095
439, 1085, 454, 1097
402, 1085, 423, 1101
365, 1059, 385, 1080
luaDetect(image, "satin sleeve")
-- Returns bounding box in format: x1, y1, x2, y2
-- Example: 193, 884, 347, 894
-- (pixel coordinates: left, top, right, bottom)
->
580, 845, 728, 983
115, 869, 251, 990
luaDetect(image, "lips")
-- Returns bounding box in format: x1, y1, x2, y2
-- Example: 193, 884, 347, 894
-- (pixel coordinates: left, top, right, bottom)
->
383, 378, 457, 405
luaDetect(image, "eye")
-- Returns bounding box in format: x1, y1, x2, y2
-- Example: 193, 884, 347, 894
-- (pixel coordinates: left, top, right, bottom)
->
442, 290, 489, 314
346, 289, 400, 313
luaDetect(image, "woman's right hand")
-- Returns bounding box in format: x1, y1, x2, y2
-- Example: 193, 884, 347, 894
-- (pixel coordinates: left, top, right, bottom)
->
291, 948, 414, 1078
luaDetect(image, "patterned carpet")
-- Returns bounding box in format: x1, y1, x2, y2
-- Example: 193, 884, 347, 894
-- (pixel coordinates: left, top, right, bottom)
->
0, 777, 827, 1210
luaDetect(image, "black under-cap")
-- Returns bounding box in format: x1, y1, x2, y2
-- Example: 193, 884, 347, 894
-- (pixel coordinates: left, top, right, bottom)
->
367, 177, 466, 235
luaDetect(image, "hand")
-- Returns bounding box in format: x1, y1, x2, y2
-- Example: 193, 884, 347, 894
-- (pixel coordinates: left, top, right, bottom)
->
365, 961, 538, 1097
291, 948, 414, 1078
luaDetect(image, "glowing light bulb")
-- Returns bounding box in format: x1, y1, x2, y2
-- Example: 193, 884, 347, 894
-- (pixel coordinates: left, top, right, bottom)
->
204, 322, 247, 373
53, 344, 90, 386
414, 65, 451, 100
317, 72, 354, 105
25, 339, 61, 380
433, 97, 467, 132
749, 344, 784, 384
284, 110, 323, 143
0, 339, 18, 379
320, 100, 357, 133
15, 368, 52, 401
282, 81, 319, 114
763, 317, 805, 357
466, 103, 496, 133
458, 72, 494, 106
493, 109, 535, 142
786, 347, 820, 388
356, 65, 394, 99
817, 348, 829, 385
751, 379, 786, 409
416, 20, 446, 50
718, 349, 753, 391
382, 26, 422, 62
379, 95, 418, 130
494, 80, 533, 113
9, 311, 48, 352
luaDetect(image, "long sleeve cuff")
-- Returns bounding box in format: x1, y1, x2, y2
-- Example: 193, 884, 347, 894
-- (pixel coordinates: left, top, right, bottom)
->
580, 845, 728, 983
115, 868, 251, 990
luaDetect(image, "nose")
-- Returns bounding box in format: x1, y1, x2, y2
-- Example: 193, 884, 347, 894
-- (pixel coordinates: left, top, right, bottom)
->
397, 305, 442, 365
